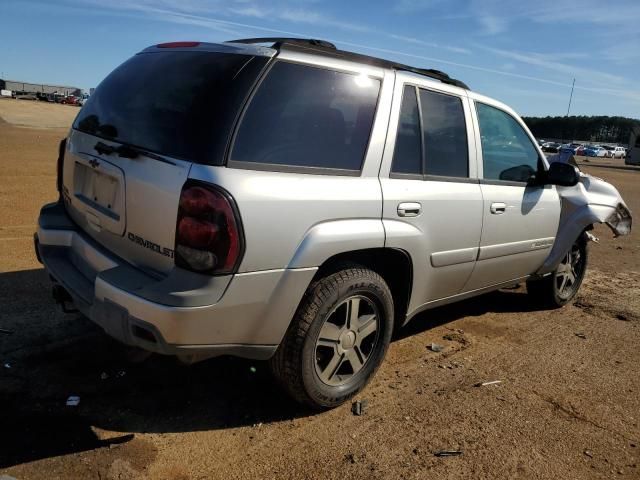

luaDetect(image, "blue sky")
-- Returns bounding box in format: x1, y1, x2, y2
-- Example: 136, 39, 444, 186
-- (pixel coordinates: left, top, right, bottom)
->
1, 0, 639, 118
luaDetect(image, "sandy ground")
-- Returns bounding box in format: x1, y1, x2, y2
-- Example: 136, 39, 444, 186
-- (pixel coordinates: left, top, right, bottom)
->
0, 98, 79, 129
0, 101, 639, 479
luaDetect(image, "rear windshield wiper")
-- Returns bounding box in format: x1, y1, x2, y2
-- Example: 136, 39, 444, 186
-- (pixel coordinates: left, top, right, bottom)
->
93, 141, 175, 165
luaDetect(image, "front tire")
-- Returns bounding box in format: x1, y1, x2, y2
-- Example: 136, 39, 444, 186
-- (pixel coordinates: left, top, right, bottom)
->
270, 266, 394, 409
527, 234, 588, 308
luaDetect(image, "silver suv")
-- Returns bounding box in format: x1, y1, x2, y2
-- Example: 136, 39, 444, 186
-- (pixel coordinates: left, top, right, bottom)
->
35, 38, 632, 408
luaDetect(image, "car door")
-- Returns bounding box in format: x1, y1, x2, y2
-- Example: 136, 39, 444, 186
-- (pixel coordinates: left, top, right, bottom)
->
463, 97, 561, 291
380, 75, 483, 315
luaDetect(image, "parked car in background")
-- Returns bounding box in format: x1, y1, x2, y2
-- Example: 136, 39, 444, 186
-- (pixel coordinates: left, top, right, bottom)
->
628, 127, 640, 165
611, 146, 627, 159
76, 93, 89, 107
16, 93, 37, 100
542, 142, 561, 153
575, 145, 587, 156
34, 38, 633, 408
61, 95, 79, 105
584, 146, 607, 157
600, 145, 614, 157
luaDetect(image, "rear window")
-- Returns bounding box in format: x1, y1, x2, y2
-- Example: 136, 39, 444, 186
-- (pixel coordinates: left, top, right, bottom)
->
230, 61, 381, 173
74, 51, 268, 164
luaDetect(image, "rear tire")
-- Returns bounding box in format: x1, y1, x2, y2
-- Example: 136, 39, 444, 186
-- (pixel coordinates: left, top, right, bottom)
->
527, 234, 588, 308
270, 266, 394, 409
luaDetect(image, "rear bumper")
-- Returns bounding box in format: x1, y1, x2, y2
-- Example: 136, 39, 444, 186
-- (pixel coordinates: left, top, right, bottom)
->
36, 202, 316, 359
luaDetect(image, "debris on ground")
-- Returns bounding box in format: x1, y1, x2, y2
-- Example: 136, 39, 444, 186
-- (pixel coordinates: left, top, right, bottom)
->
116, 370, 126, 378
443, 332, 468, 345
66, 395, 80, 407
584, 450, 594, 458
352, 399, 369, 416
575, 333, 587, 339
434, 450, 463, 457
474, 380, 502, 387
585, 231, 599, 243
249, 366, 257, 373
0, 328, 13, 335
616, 313, 629, 321
345, 453, 357, 464
3, 362, 11, 369
100, 372, 109, 380
429, 343, 444, 352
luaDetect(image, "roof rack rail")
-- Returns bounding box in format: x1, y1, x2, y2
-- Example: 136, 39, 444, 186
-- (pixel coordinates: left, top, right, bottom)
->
396, 66, 469, 90
228, 37, 337, 50
226, 37, 469, 90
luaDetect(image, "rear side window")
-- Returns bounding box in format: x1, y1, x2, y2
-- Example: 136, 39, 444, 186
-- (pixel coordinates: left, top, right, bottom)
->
74, 51, 267, 165
391, 85, 468, 178
476, 103, 540, 182
419, 89, 468, 177
231, 61, 381, 172
391, 86, 422, 175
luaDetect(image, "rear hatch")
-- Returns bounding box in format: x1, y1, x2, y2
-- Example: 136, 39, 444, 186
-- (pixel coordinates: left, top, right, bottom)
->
62, 43, 271, 275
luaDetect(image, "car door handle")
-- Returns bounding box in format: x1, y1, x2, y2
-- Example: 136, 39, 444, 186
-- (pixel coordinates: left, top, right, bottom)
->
397, 202, 422, 217
490, 202, 507, 214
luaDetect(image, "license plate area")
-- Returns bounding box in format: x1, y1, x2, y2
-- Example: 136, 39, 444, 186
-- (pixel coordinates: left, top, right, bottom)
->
73, 158, 125, 235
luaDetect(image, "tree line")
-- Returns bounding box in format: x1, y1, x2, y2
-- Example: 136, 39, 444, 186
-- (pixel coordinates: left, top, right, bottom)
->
522, 116, 640, 144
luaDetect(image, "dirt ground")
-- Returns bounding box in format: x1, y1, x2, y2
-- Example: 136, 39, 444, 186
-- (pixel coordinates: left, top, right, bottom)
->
0, 101, 639, 479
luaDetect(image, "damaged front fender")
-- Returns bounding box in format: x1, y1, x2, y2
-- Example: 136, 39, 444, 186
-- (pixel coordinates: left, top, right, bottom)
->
537, 172, 632, 275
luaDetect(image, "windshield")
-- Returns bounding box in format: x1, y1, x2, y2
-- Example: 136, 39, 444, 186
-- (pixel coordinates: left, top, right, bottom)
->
74, 51, 268, 165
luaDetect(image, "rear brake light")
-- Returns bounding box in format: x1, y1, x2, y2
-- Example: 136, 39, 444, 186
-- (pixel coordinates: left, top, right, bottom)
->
56, 138, 67, 193
175, 182, 244, 275
157, 41, 200, 48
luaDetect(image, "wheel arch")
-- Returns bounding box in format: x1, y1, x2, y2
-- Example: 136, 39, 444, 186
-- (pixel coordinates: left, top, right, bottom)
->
310, 247, 413, 328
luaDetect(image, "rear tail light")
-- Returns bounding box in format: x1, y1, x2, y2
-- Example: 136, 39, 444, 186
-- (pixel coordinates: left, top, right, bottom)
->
175, 182, 244, 275
56, 138, 67, 194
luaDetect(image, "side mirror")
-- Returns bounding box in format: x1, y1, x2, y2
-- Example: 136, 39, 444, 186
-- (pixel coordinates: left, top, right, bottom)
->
544, 162, 580, 186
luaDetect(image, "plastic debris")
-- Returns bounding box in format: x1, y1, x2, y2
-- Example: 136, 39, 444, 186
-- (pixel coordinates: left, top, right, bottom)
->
575, 333, 587, 339
249, 366, 257, 373
474, 380, 502, 387
66, 395, 80, 407
351, 399, 369, 416
429, 343, 444, 352
100, 372, 109, 380
584, 450, 593, 458
585, 231, 599, 243
434, 450, 463, 457
3, 363, 10, 369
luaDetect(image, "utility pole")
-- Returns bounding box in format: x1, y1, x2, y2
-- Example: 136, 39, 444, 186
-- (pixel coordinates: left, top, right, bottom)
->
561, 78, 576, 144
566, 78, 575, 117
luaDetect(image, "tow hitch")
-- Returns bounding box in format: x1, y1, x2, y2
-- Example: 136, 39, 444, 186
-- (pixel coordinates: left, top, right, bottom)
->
52, 284, 78, 313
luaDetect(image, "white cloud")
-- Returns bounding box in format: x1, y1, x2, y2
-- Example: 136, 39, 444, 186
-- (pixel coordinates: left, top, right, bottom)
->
277, 9, 370, 32
477, 14, 508, 35
388, 34, 471, 55
483, 46, 627, 86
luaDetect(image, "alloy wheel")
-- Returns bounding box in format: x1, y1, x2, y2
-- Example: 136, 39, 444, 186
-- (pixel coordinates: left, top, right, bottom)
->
314, 295, 380, 387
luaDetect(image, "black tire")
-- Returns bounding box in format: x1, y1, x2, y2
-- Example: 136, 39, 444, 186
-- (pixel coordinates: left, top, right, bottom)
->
527, 233, 588, 308
270, 266, 394, 409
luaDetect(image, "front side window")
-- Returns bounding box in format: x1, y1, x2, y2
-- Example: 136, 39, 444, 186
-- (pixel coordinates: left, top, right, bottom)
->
231, 61, 381, 171
476, 103, 540, 182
